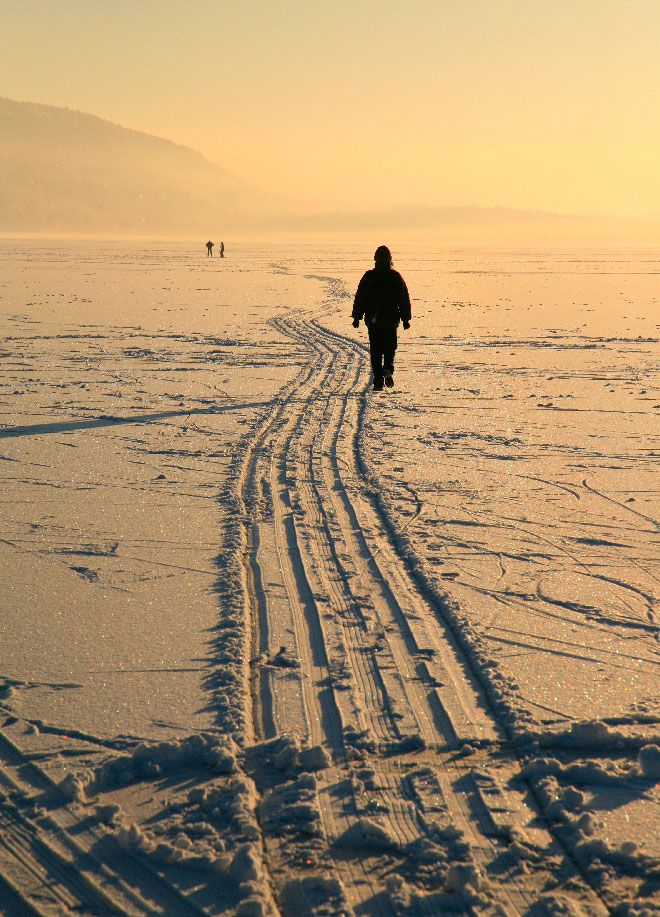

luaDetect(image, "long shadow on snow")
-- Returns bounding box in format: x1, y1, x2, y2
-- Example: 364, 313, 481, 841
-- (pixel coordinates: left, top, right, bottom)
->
0, 403, 270, 439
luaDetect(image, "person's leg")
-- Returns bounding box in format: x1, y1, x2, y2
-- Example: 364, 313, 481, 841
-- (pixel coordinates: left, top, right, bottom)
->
383, 329, 398, 385
368, 327, 384, 388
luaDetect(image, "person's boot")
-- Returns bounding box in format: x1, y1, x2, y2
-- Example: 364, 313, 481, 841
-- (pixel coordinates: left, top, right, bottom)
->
384, 371, 394, 388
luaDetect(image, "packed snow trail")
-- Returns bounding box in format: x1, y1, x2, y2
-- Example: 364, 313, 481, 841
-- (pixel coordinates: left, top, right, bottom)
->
234, 303, 609, 916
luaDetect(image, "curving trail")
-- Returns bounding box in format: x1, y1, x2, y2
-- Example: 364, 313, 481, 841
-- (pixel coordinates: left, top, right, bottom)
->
236, 306, 609, 916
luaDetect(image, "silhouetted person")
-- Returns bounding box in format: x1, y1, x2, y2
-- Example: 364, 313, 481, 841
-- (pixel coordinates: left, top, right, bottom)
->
206, 240, 214, 257
219, 241, 225, 258
352, 245, 411, 391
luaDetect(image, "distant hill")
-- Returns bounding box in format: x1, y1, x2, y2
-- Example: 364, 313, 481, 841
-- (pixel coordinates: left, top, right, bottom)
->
1, 97, 653, 241
0, 97, 252, 235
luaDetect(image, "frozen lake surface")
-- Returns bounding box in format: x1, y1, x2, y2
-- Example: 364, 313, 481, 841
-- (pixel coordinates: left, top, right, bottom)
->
1, 239, 660, 915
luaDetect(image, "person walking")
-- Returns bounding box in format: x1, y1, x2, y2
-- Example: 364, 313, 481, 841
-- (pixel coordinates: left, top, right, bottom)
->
206, 240, 214, 257
351, 245, 411, 391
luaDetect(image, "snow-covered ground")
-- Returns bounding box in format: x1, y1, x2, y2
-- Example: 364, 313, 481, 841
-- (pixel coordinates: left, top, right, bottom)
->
1, 239, 660, 915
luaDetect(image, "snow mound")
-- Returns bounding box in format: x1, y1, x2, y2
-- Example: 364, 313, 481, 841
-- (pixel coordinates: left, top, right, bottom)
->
538, 719, 631, 750
637, 743, 660, 778
445, 862, 483, 893
116, 821, 225, 871
336, 817, 399, 850
386, 871, 486, 914
116, 817, 273, 913
119, 832, 272, 913
612, 900, 660, 917
570, 720, 612, 744
184, 773, 260, 843
248, 734, 329, 774
574, 834, 655, 876
271, 645, 301, 669
58, 772, 88, 801
229, 843, 262, 883
59, 732, 238, 799
280, 875, 352, 917
299, 744, 331, 771
385, 733, 426, 756
530, 894, 587, 916
260, 773, 322, 838
523, 756, 638, 790
94, 803, 122, 825
385, 875, 412, 912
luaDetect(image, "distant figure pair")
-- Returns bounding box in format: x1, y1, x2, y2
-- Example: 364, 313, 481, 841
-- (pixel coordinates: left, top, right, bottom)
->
206, 240, 225, 258
352, 246, 411, 391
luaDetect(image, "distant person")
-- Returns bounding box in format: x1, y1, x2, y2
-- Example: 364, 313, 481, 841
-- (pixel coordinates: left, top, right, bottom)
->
206, 240, 214, 257
351, 245, 411, 391
220, 241, 225, 258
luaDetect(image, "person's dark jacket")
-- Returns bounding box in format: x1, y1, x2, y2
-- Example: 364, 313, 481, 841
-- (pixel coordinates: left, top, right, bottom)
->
351, 263, 411, 328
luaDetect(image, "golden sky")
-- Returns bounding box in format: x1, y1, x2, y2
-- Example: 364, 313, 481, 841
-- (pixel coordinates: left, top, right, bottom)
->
2, 0, 659, 217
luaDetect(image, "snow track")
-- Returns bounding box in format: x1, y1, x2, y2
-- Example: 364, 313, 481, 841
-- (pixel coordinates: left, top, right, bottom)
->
237, 310, 609, 916
0, 733, 209, 916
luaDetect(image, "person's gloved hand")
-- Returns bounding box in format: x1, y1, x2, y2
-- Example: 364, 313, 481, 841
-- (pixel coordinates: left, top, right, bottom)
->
402, 320, 410, 330
352, 318, 360, 328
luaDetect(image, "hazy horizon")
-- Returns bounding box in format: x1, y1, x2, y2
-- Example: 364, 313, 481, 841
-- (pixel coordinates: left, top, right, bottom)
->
4, 93, 660, 243
3, 0, 660, 228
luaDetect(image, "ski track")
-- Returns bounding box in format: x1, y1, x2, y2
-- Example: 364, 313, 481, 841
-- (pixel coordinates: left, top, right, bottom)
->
0, 733, 208, 917
236, 305, 610, 916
